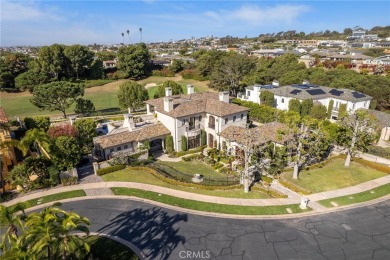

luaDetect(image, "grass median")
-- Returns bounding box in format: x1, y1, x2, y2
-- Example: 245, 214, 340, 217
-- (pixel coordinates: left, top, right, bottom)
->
8, 190, 86, 210
111, 187, 309, 215
318, 183, 390, 207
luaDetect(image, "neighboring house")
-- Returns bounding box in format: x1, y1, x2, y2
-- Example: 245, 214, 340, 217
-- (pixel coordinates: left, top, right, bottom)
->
145, 86, 249, 152
0, 107, 17, 194
238, 82, 372, 120
364, 55, 390, 66
102, 60, 117, 68
367, 110, 390, 142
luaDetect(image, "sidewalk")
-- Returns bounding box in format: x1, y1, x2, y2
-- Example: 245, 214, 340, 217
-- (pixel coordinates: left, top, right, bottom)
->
3, 175, 390, 211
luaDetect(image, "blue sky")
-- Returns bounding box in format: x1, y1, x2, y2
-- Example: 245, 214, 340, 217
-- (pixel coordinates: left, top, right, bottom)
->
1, 0, 389, 46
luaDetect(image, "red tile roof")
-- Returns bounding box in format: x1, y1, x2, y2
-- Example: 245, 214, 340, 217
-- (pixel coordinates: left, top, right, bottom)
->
0, 107, 9, 123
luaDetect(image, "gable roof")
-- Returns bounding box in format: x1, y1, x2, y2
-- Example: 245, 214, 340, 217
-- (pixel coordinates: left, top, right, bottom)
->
367, 110, 390, 128
145, 92, 248, 118
94, 123, 170, 149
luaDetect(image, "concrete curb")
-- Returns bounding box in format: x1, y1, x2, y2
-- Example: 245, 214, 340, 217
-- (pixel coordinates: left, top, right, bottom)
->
24, 193, 390, 220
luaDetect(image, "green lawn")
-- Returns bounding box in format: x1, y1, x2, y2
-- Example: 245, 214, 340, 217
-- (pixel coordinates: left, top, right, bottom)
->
318, 183, 390, 207
158, 160, 225, 178
8, 190, 86, 210
112, 187, 310, 215
102, 168, 272, 199
146, 81, 210, 99
86, 235, 139, 260
1, 77, 211, 118
281, 159, 387, 193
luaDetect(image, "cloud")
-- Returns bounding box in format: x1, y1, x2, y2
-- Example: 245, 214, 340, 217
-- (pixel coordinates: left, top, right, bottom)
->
227, 4, 310, 25
1, 0, 63, 21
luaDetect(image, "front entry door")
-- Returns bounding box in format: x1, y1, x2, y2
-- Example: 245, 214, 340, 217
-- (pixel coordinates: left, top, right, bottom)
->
208, 134, 214, 148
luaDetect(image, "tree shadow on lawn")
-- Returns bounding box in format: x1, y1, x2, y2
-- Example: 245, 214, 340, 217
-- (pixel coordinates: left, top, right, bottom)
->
97, 207, 187, 260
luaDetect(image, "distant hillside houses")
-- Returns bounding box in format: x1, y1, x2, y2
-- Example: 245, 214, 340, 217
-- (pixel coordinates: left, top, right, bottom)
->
238, 81, 372, 120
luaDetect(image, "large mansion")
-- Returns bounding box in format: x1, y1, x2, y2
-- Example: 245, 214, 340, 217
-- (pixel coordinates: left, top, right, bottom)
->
93, 86, 250, 160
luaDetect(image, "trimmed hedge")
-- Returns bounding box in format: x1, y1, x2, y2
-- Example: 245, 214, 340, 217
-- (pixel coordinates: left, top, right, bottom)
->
182, 154, 200, 162
61, 176, 78, 186
352, 157, 390, 174
367, 146, 390, 160
279, 179, 312, 195
130, 166, 242, 190
97, 164, 126, 176
213, 163, 224, 170
175, 146, 205, 158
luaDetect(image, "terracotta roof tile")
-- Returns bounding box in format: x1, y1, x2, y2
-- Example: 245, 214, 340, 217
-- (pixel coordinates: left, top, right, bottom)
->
145, 92, 248, 118
94, 123, 170, 149
0, 107, 9, 123
220, 122, 291, 145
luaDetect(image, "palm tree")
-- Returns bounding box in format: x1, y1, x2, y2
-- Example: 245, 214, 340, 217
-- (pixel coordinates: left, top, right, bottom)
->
21, 206, 90, 259
126, 29, 131, 44
20, 129, 50, 157
0, 202, 28, 251
56, 211, 90, 259
121, 32, 125, 44
139, 27, 142, 43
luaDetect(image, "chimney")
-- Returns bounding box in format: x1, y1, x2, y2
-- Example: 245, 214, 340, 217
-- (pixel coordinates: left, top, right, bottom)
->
123, 114, 135, 131
69, 115, 77, 126
187, 85, 195, 95
272, 80, 280, 86
164, 97, 174, 112
303, 79, 310, 85
165, 87, 172, 97
219, 91, 229, 103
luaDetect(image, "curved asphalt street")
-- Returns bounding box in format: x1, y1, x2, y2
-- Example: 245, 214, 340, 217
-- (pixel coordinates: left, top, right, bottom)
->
58, 198, 390, 260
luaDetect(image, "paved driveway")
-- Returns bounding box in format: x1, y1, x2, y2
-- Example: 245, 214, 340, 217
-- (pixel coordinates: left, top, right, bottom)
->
60, 198, 390, 260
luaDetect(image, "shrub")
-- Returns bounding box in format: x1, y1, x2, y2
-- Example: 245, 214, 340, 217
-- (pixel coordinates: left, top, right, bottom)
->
352, 157, 390, 174
61, 176, 78, 186
213, 163, 224, 170
252, 185, 288, 198
152, 68, 175, 77
366, 146, 390, 159
165, 135, 174, 154
181, 135, 188, 151
96, 164, 126, 176
176, 146, 204, 158
182, 154, 200, 162
279, 179, 312, 195
261, 176, 273, 184
180, 69, 197, 79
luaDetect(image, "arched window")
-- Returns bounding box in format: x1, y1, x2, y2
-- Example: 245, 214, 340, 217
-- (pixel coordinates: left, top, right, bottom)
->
208, 116, 215, 129
225, 118, 228, 124
233, 116, 236, 122
241, 114, 243, 120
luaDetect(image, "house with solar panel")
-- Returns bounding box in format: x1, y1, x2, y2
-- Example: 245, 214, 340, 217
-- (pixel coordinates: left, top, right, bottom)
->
238, 81, 372, 120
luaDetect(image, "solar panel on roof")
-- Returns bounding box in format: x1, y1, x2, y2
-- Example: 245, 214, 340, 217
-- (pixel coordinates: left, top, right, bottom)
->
329, 89, 344, 96
352, 92, 366, 98
290, 89, 301, 95
307, 89, 326, 96
262, 85, 275, 89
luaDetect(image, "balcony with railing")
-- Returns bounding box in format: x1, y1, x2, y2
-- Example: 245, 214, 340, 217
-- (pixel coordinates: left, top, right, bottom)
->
185, 124, 201, 138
